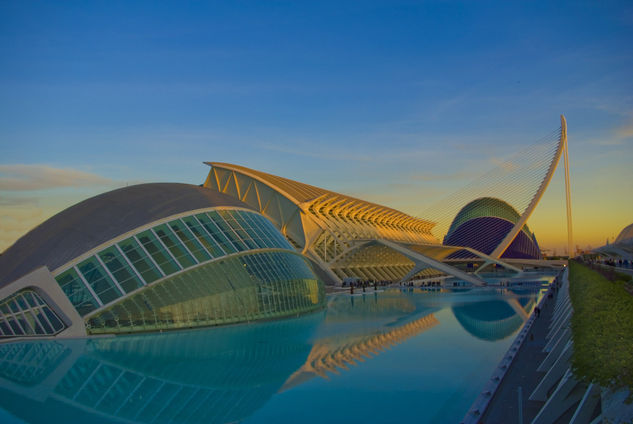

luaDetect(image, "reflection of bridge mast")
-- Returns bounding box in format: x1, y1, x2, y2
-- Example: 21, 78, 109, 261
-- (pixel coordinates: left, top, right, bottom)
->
282, 314, 439, 389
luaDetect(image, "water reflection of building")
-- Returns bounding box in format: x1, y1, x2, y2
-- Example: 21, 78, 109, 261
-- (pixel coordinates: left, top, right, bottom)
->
451, 290, 537, 341
281, 290, 441, 388
0, 314, 322, 424
0, 289, 447, 423
283, 313, 439, 388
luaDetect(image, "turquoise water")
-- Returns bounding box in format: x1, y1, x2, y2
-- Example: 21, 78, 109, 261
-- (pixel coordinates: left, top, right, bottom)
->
0, 286, 546, 424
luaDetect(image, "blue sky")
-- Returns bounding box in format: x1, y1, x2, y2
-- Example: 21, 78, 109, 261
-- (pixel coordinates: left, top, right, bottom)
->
1, 0, 632, 252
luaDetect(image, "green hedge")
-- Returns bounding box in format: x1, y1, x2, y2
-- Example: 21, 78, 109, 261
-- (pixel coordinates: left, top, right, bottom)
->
568, 261, 633, 399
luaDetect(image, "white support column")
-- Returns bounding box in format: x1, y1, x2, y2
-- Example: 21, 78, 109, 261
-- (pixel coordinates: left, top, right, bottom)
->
538, 328, 571, 372
562, 115, 574, 258
544, 310, 572, 352
530, 341, 573, 402
569, 384, 601, 424
532, 368, 586, 424
551, 299, 571, 328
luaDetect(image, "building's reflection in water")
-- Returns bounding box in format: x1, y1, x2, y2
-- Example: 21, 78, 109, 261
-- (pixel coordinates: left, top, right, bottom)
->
0, 288, 543, 424
282, 314, 439, 389
283, 290, 442, 388
452, 288, 539, 341
0, 313, 323, 424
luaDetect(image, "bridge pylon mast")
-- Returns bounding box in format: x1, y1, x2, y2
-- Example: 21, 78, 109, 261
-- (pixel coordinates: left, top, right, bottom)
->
561, 115, 574, 258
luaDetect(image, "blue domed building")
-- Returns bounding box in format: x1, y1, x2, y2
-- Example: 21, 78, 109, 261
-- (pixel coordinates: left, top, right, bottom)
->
443, 197, 542, 259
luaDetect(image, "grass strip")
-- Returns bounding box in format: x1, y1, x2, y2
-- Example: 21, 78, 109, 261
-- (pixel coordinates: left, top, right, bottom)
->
568, 261, 633, 400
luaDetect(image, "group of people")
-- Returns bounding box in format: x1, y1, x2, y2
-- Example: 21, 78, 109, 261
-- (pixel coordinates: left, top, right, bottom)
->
584, 257, 631, 269
343, 279, 391, 294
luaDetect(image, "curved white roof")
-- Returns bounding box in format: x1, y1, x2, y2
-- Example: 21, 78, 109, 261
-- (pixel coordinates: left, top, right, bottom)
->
615, 223, 633, 244
0, 183, 249, 287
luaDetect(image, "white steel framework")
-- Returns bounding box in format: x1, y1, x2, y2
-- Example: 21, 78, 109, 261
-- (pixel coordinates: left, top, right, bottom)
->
204, 163, 512, 285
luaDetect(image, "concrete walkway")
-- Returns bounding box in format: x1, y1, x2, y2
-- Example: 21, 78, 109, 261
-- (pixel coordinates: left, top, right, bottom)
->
481, 288, 560, 423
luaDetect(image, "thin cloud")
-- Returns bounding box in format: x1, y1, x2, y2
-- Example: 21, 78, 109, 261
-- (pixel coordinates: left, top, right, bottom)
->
259, 142, 374, 162
490, 158, 519, 172
258, 141, 439, 163
0, 196, 38, 207
616, 124, 633, 139
409, 170, 478, 182
0, 164, 115, 191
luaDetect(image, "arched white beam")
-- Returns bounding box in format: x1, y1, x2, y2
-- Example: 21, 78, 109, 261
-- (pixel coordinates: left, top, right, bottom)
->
375, 239, 487, 286
502, 258, 567, 268
507, 298, 529, 321
444, 245, 522, 274
595, 246, 633, 261
490, 115, 569, 259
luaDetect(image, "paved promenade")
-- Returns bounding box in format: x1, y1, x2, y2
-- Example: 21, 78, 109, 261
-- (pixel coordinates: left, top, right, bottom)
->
481, 287, 560, 423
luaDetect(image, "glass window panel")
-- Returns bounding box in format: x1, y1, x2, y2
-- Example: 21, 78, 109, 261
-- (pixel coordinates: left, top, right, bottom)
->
98, 246, 144, 293
27, 311, 45, 335
195, 213, 237, 254
136, 231, 181, 275
19, 312, 36, 335
55, 268, 100, 316
226, 210, 266, 249
205, 211, 247, 251
77, 257, 123, 305
249, 214, 277, 241
0, 320, 11, 336
44, 307, 65, 332
153, 224, 197, 268
8, 300, 20, 314
180, 216, 225, 257
7, 317, 23, 335
23, 292, 39, 309
168, 219, 212, 262
240, 212, 275, 248
118, 238, 162, 283
35, 310, 53, 333
250, 213, 293, 249
16, 295, 29, 311
194, 213, 237, 254
218, 210, 259, 250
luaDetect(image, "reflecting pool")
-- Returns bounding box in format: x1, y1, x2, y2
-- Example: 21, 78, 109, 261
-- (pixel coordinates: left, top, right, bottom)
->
0, 285, 548, 424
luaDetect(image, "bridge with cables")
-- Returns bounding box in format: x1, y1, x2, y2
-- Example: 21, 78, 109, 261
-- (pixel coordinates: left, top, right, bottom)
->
203, 116, 573, 286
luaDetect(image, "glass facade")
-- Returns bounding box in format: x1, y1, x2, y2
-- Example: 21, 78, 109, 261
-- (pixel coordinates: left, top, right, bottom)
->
86, 251, 324, 334
49, 208, 322, 334
0, 289, 66, 338
54, 209, 294, 317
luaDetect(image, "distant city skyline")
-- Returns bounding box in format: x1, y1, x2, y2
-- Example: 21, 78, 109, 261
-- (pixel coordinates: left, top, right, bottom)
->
1, 0, 632, 253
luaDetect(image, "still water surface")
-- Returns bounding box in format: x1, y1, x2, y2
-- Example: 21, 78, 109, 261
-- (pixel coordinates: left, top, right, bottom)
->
0, 286, 547, 423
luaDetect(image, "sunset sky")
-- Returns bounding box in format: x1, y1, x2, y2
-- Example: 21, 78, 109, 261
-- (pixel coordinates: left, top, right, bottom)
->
1, 0, 632, 254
